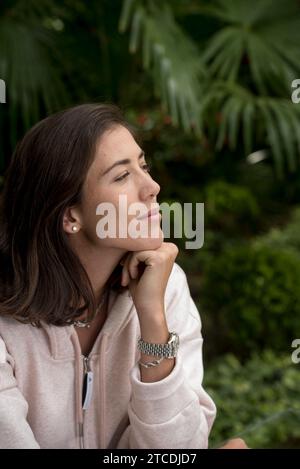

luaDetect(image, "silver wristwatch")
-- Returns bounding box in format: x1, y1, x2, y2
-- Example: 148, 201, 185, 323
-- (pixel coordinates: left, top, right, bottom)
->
138, 331, 180, 359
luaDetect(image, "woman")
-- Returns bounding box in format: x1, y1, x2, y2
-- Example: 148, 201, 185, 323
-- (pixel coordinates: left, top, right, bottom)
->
0, 103, 217, 449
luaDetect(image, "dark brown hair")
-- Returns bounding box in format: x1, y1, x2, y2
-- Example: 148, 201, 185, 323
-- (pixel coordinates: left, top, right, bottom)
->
0, 103, 137, 327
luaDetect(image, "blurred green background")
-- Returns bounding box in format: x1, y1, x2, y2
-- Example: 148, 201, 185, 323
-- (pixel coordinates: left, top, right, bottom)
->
1, 0, 300, 448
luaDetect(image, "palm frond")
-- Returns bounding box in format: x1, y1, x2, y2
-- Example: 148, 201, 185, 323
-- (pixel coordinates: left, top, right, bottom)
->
201, 0, 300, 95
202, 27, 244, 82
119, 0, 207, 136
202, 81, 300, 177
0, 2, 70, 169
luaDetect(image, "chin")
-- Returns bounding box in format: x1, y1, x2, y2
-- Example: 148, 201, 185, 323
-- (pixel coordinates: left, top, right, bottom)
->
126, 231, 164, 251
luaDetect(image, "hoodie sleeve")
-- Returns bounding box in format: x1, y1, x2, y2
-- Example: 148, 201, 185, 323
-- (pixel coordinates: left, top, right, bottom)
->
0, 336, 40, 449
116, 262, 217, 449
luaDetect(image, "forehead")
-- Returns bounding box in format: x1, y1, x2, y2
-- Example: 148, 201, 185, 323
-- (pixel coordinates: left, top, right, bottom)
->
95, 125, 141, 167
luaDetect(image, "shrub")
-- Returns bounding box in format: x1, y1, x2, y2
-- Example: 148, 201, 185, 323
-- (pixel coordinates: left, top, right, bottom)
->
204, 350, 300, 449
201, 242, 300, 357
204, 180, 260, 234
254, 206, 300, 253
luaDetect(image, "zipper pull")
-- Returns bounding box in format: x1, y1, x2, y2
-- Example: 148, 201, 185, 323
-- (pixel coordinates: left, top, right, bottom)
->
82, 356, 94, 410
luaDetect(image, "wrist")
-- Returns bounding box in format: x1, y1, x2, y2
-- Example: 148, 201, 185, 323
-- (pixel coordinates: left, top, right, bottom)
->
138, 314, 169, 342
135, 302, 165, 317
136, 303, 165, 323
138, 331, 179, 382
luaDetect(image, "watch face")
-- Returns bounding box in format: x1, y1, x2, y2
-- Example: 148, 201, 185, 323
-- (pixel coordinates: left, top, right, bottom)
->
168, 332, 179, 357
169, 332, 179, 345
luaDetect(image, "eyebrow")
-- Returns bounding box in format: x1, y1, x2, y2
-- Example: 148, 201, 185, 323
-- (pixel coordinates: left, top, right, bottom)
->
101, 150, 145, 177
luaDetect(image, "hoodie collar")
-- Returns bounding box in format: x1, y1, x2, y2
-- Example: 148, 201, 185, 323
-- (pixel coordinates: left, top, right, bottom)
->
43, 288, 135, 360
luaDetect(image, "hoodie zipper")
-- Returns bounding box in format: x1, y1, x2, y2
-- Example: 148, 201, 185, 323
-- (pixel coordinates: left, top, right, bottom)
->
82, 356, 94, 410
73, 332, 109, 449
79, 355, 94, 449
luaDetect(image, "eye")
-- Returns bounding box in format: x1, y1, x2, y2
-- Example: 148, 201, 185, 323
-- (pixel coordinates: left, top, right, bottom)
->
115, 171, 130, 182
114, 163, 152, 182
142, 163, 152, 173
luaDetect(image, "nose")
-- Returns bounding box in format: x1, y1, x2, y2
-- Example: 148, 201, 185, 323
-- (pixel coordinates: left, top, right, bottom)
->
139, 173, 160, 201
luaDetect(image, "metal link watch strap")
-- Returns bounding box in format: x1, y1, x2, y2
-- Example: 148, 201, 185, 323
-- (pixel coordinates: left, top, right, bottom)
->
137, 331, 179, 359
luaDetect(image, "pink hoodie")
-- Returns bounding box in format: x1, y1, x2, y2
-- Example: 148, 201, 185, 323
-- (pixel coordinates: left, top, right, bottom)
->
0, 262, 216, 449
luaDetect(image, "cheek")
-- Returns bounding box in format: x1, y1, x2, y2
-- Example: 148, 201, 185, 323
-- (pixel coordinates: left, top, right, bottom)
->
80, 187, 109, 234
88, 185, 116, 213
91, 189, 129, 230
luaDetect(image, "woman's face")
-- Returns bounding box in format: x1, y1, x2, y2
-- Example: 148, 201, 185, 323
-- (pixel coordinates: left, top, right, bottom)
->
77, 124, 164, 251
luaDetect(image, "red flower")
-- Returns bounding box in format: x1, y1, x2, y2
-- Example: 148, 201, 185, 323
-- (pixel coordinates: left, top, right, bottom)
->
163, 115, 172, 124
137, 114, 147, 125
215, 112, 223, 124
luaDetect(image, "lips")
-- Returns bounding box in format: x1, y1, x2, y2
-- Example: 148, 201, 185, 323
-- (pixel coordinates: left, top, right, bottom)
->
137, 206, 160, 220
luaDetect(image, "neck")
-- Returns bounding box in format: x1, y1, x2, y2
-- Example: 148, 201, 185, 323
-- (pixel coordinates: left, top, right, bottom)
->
68, 231, 127, 305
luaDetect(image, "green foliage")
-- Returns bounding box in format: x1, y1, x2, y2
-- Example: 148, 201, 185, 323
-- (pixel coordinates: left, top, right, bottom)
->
2, 0, 300, 175
121, 0, 300, 176
201, 0, 300, 94
201, 242, 300, 356
203, 85, 300, 177
0, 0, 71, 163
119, 0, 206, 136
254, 206, 300, 253
204, 350, 300, 448
204, 180, 260, 233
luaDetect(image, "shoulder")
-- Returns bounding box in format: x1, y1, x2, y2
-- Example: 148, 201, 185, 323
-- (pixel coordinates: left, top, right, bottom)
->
165, 262, 199, 321
165, 261, 189, 304
0, 316, 33, 335
164, 261, 201, 327
170, 261, 187, 280
0, 316, 41, 357
0, 317, 19, 366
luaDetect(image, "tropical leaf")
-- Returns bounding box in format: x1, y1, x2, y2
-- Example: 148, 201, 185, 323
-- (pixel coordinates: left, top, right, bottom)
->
119, 0, 300, 176
201, 0, 300, 95
119, 0, 207, 136
202, 81, 300, 177
0, 0, 70, 169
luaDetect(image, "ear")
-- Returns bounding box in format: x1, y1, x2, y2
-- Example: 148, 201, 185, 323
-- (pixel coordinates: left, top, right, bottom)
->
63, 206, 82, 234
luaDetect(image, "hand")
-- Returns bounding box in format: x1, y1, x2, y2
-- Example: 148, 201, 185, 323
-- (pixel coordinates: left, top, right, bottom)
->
219, 438, 248, 449
120, 242, 179, 317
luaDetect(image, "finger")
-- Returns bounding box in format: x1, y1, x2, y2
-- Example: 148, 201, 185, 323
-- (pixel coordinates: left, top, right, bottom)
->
128, 251, 157, 280
170, 242, 179, 258
121, 263, 129, 286
119, 254, 129, 286
121, 254, 134, 286
127, 255, 140, 279
219, 438, 248, 449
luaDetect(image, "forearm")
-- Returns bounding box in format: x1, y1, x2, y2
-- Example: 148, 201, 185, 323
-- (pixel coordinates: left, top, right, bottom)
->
138, 311, 175, 383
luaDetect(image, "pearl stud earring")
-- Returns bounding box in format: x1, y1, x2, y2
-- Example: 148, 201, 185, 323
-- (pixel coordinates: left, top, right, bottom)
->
72, 226, 78, 232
